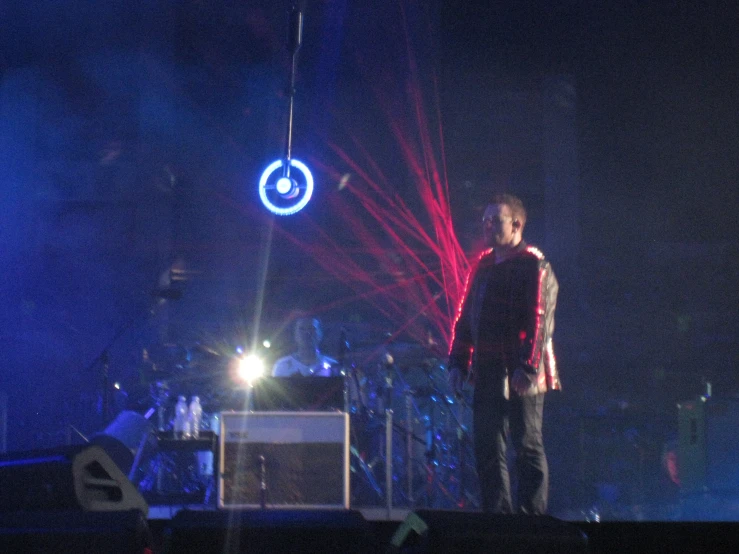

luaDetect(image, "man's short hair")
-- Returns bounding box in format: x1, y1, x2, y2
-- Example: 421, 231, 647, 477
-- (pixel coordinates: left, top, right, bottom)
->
490, 193, 527, 228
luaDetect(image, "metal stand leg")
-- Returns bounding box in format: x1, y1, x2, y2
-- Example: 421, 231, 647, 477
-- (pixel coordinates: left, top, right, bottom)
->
351, 445, 384, 499
424, 404, 438, 508
157, 455, 164, 494
406, 393, 414, 505
385, 409, 393, 519
128, 430, 154, 481
259, 454, 267, 509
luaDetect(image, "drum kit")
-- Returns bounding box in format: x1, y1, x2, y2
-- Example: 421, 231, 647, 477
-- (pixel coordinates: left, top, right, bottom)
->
121, 337, 480, 510
342, 341, 479, 510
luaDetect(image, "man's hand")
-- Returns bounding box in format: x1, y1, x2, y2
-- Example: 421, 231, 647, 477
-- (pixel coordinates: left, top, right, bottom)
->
511, 367, 536, 396
448, 365, 464, 395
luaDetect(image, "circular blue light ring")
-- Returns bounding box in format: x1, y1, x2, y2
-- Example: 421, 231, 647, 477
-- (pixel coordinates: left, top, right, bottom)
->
258, 159, 314, 215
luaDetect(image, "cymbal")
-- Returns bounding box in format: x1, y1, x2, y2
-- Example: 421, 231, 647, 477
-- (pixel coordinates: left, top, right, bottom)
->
386, 342, 441, 366
189, 342, 221, 357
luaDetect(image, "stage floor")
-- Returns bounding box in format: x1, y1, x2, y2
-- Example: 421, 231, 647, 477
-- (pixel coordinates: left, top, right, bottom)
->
148, 503, 412, 522
142, 505, 739, 554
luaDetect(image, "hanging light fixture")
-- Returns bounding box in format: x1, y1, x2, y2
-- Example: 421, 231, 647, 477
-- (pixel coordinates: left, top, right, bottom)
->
258, 4, 314, 215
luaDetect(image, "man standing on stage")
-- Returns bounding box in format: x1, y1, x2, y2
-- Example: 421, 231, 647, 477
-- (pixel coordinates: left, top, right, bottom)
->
448, 193, 560, 514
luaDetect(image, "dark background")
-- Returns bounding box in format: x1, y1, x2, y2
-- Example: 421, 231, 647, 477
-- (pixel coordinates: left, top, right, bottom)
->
0, 0, 737, 515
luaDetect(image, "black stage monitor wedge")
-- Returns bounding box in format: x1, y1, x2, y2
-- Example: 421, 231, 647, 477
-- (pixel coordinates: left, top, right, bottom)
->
165, 508, 380, 554
389, 510, 588, 554
0, 509, 152, 554
0, 443, 148, 514
251, 376, 345, 411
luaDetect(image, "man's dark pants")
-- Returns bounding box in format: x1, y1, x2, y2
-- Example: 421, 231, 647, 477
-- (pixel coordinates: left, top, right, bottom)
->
473, 377, 548, 514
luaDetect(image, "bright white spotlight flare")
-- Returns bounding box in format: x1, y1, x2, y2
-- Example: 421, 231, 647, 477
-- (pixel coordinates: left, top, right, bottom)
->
237, 353, 265, 385
258, 158, 314, 215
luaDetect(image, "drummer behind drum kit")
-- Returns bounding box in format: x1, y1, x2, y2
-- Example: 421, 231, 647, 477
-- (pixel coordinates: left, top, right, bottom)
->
121, 340, 479, 510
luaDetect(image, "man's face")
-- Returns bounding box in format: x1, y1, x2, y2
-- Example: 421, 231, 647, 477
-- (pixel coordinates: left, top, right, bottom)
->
295, 318, 320, 349
482, 203, 517, 248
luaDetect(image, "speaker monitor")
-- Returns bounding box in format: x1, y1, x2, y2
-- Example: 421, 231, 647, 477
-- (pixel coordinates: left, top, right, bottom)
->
165, 508, 379, 554
219, 411, 349, 509
389, 510, 588, 554
0, 509, 152, 554
678, 397, 739, 494
578, 521, 739, 554
0, 443, 148, 514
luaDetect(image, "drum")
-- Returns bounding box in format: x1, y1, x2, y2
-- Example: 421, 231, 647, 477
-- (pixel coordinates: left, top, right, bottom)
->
333, 337, 474, 508
99, 410, 154, 451
91, 410, 155, 476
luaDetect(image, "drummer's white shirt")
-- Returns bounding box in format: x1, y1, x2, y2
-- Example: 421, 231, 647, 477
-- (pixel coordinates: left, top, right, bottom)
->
271, 353, 337, 377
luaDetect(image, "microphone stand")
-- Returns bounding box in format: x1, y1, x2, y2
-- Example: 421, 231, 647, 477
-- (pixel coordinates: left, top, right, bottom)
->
338, 327, 350, 413
339, 327, 365, 415
282, 3, 302, 176
83, 290, 180, 428
84, 322, 134, 427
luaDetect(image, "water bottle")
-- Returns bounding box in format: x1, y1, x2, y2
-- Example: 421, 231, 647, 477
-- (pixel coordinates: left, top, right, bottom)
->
188, 396, 202, 440
174, 395, 188, 439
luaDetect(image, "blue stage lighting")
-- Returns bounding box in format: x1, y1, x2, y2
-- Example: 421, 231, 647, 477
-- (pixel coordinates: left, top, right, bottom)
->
258, 159, 314, 216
